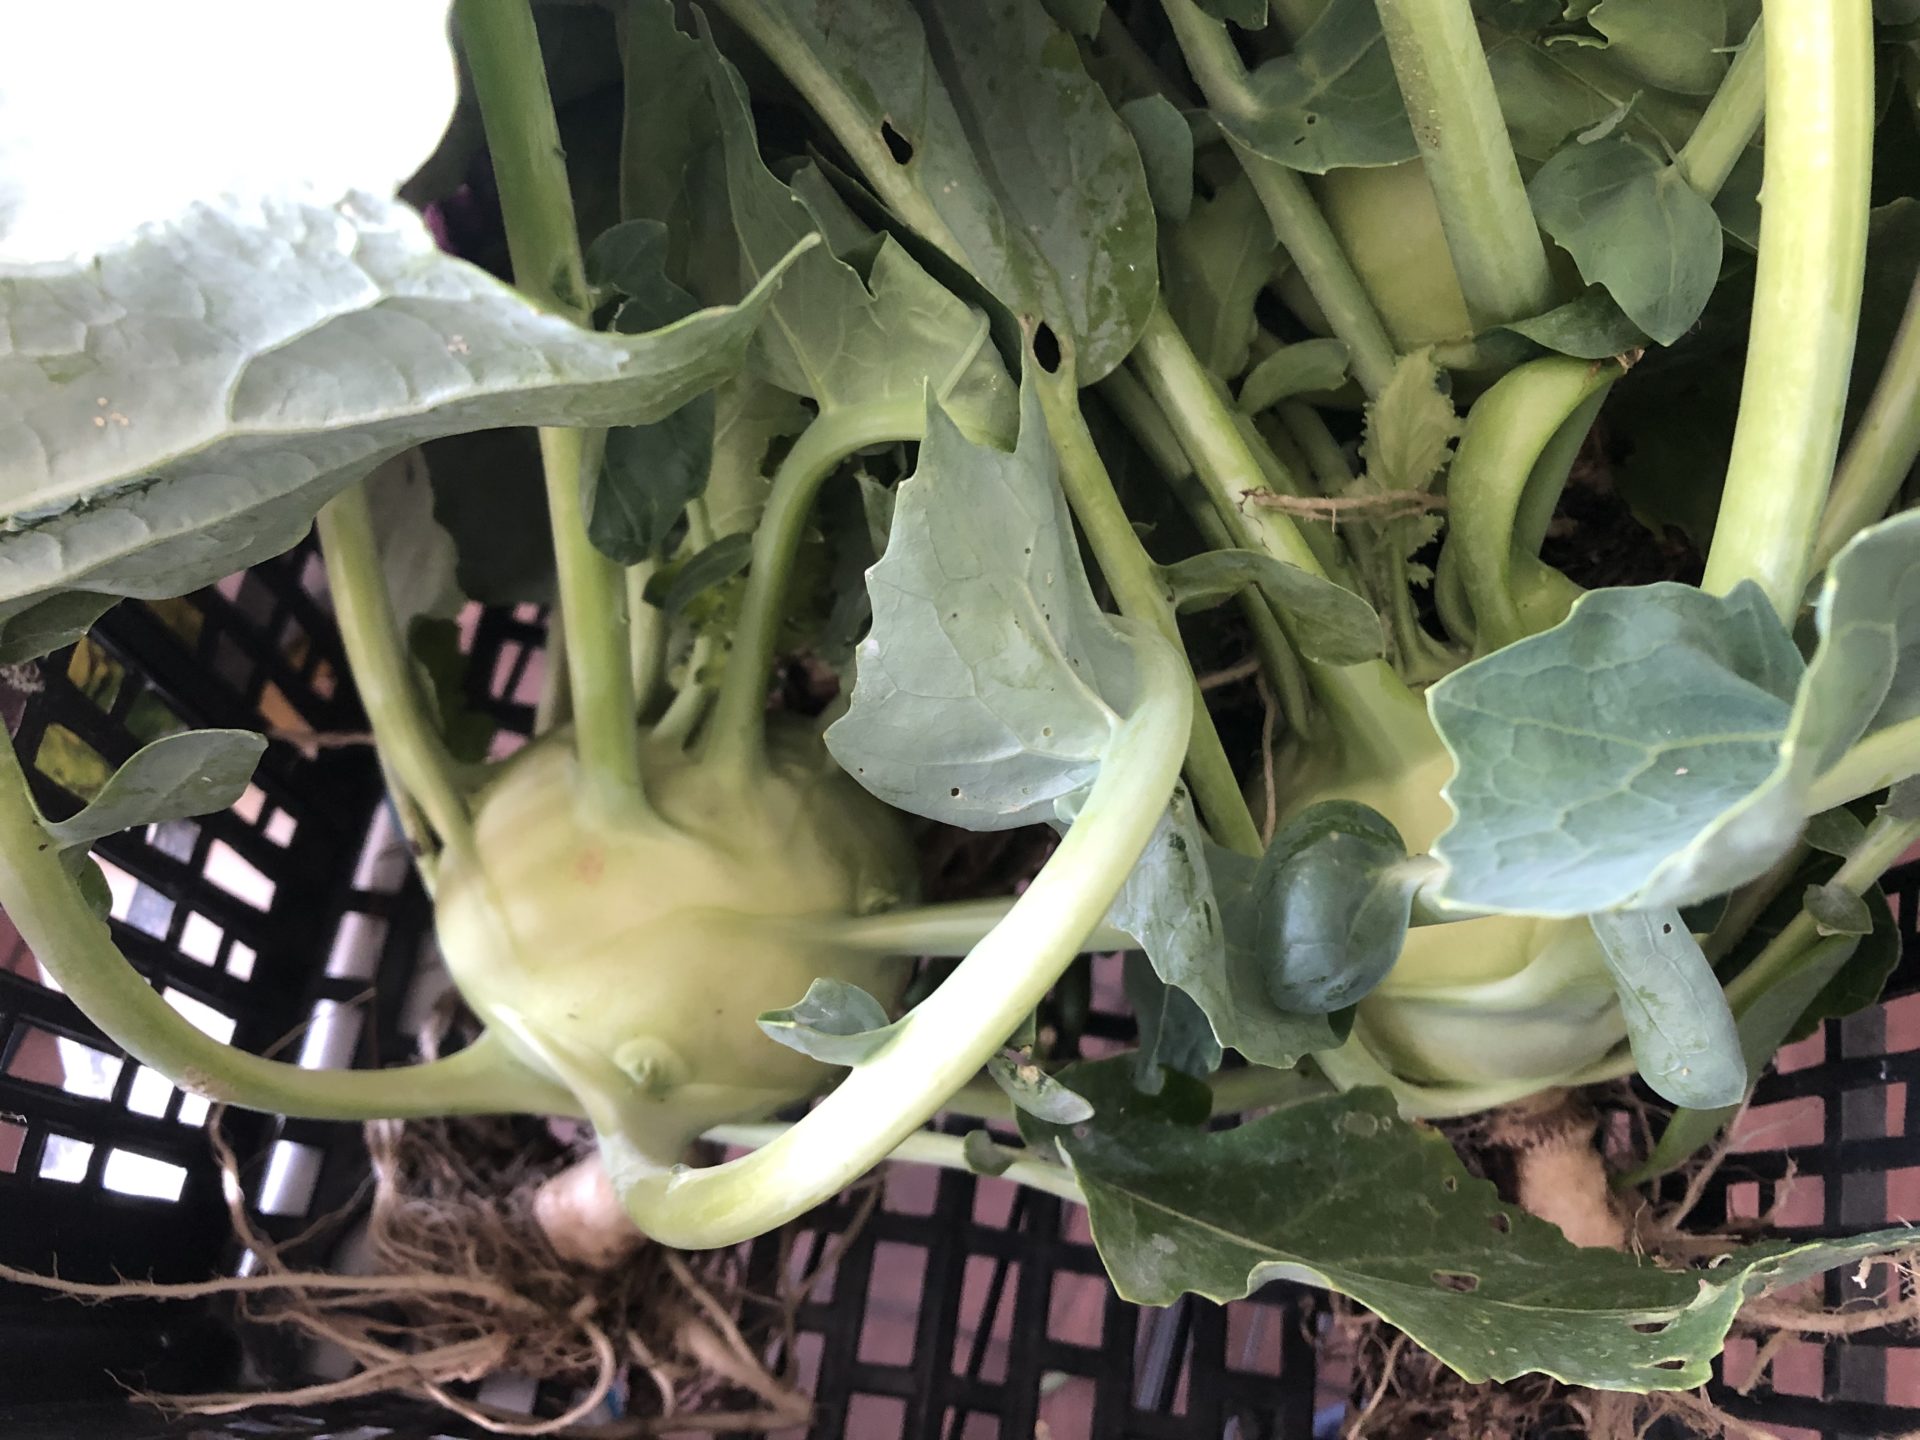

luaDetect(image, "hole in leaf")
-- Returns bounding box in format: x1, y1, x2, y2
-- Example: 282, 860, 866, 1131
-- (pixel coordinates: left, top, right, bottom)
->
1632, 1320, 1670, 1335
1031, 323, 1062, 374
949, 787, 962, 798
880, 120, 914, 165
1489, 1211, 1512, 1235
1440, 1175, 1458, 1193
1661, 922, 1673, 935
1430, 1270, 1479, 1294
1653, 1359, 1686, 1371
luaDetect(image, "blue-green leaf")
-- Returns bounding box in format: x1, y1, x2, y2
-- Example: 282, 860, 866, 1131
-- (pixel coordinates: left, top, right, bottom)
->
826, 379, 1140, 829
1237, 339, 1352, 411
1254, 802, 1424, 1014
1587, 909, 1744, 1107
1119, 96, 1196, 223
1123, 953, 1224, 1092
757, 978, 897, 1065
1430, 582, 1804, 916
1584, 0, 1728, 96
1221, 0, 1419, 173
43, 730, 267, 846
1160, 550, 1384, 664
1527, 138, 1723, 345
1059, 1085, 1920, 1389
1499, 287, 1649, 361
988, 1052, 1096, 1123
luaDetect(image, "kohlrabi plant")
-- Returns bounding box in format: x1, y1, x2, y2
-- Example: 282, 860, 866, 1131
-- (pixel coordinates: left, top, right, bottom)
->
5, 0, 1920, 1398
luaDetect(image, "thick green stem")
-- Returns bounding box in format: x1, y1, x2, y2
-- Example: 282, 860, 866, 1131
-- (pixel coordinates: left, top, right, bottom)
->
1438, 357, 1619, 653
1673, 22, 1766, 201
711, 1123, 1085, 1203
460, 0, 642, 811
316, 488, 471, 856
1034, 362, 1265, 856
1371, 0, 1558, 328
1724, 805, 1920, 1013
1804, 717, 1920, 816
1697, 0, 1875, 619
0, 728, 573, 1119
1131, 304, 1433, 775
629, 560, 667, 719
1814, 272, 1920, 574
1158, 0, 1399, 397
604, 625, 1191, 1249
703, 399, 924, 778
820, 899, 1136, 956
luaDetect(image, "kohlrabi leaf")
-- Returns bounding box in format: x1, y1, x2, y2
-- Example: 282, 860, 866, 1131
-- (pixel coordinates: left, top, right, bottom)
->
0, 593, 119, 666
58, 846, 113, 921
1358, 350, 1461, 494
1220, 0, 1419, 173
1120, 97, 1196, 223
365, 452, 462, 633
1254, 802, 1425, 1015
0, 197, 811, 621
644, 533, 755, 616
757, 978, 898, 1065
1584, 0, 1728, 96
1630, 879, 1898, 1182
1237, 340, 1352, 412
1123, 953, 1225, 1092
1159, 551, 1385, 664
1060, 1085, 1920, 1388
962, 1128, 1018, 1176
1429, 582, 1805, 916
1527, 138, 1723, 346
1083, 784, 1342, 1070
826, 380, 1140, 829
42, 731, 267, 845
1587, 909, 1745, 1108
421, 429, 556, 607
1498, 288, 1650, 361
1162, 174, 1278, 379
1016, 1055, 1213, 1156
988, 1052, 1097, 1123
584, 220, 717, 565
0, 4, 804, 621
744, 0, 1158, 383
697, 31, 1016, 440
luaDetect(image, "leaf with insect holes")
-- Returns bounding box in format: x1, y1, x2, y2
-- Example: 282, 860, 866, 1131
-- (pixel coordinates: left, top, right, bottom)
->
826, 377, 1141, 830
1588, 908, 1744, 1107
745, 0, 1158, 382
42, 731, 267, 846
1053, 1081, 1920, 1389
1220, 0, 1418, 174
757, 978, 898, 1065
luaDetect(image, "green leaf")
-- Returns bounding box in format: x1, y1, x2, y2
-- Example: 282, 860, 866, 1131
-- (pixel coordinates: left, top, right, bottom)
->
1160, 550, 1385, 665
988, 1052, 1097, 1123
1631, 876, 1897, 1182
1099, 789, 1344, 1069
757, 978, 897, 1065
408, 618, 498, 767
1237, 340, 1352, 412
1805, 807, 1869, 857
1806, 882, 1873, 938
365, 452, 462, 633
963, 1128, 1017, 1176
420, 429, 556, 607
1430, 582, 1806, 916
43, 730, 267, 846
825, 379, 1140, 829
1123, 953, 1224, 1093
0, 197, 811, 619
58, 847, 112, 921
696, 30, 1016, 439
1588, 909, 1745, 1107
593, 405, 718, 566
1119, 96, 1196, 223
754, 0, 1158, 382
1527, 138, 1723, 345
1197, 0, 1270, 25
1222, 0, 1419, 173
1162, 174, 1278, 378
644, 533, 755, 616
0, 593, 118, 666
1498, 287, 1650, 360
1358, 350, 1461, 495
1585, 0, 1727, 96
1254, 802, 1425, 1014
1016, 1055, 1213, 1155
1060, 1086, 1920, 1388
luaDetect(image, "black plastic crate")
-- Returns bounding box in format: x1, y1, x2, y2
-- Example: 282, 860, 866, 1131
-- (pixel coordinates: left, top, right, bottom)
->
2, 544, 1918, 1439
